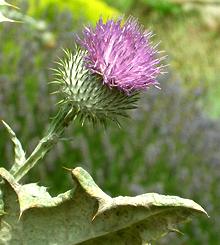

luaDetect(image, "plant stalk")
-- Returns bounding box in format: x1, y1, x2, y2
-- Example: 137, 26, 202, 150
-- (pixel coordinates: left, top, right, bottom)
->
13, 104, 74, 181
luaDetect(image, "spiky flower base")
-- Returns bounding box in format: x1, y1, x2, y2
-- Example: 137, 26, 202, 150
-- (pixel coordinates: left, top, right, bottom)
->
53, 49, 139, 126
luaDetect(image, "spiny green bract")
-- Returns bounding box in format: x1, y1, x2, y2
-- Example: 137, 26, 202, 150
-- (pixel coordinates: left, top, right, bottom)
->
52, 49, 139, 126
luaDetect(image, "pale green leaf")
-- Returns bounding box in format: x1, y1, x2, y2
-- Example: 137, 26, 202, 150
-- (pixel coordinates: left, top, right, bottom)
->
0, 167, 207, 245
0, 0, 19, 9
0, 11, 14, 22
0, 1, 20, 23
1, 121, 26, 173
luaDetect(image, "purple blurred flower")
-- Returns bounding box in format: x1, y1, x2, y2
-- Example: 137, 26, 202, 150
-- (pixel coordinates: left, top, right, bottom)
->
77, 17, 165, 93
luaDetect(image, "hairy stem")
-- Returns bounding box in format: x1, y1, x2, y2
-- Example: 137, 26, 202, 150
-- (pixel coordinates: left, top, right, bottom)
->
13, 104, 74, 181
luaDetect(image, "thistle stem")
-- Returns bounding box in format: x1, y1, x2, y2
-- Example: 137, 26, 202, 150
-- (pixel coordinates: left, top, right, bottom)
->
13, 104, 74, 181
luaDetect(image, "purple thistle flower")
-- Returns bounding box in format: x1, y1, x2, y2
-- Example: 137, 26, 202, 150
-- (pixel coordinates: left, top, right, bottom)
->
77, 17, 165, 94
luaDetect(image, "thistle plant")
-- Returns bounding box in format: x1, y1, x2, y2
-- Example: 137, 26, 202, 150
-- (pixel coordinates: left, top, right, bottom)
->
13, 17, 165, 181
0, 14, 207, 245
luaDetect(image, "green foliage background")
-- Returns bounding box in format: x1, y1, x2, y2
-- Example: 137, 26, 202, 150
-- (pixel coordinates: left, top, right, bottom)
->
1, 0, 220, 244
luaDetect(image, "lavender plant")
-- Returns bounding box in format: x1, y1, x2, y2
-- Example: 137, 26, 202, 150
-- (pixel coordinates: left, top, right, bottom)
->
0, 12, 207, 244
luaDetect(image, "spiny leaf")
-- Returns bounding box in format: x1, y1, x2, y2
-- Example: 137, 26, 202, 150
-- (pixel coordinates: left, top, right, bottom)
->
0, 167, 207, 244
1, 121, 26, 174
0, 11, 15, 22
0, 1, 20, 23
0, 168, 75, 214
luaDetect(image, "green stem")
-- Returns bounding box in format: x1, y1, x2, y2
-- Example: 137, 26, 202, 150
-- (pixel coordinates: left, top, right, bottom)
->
13, 104, 74, 181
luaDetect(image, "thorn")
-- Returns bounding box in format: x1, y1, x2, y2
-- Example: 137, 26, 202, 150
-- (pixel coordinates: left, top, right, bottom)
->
168, 228, 184, 236
50, 91, 59, 95
48, 81, 61, 85
18, 211, 23, 221
62, 166, 72, 172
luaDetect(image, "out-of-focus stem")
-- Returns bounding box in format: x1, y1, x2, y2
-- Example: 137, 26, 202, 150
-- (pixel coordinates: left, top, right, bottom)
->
13, 104, 74, 181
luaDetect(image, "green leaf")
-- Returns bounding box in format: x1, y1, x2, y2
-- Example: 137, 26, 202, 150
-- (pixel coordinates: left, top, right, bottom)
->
0, 167, 207, 244
1, 121, 26, 174
0, 0, 19, 9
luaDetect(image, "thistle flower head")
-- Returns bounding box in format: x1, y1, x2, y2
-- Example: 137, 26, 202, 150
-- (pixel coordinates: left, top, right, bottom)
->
52, 49, 139, 126
77, 17, 164, 93
52, 17, 165, 127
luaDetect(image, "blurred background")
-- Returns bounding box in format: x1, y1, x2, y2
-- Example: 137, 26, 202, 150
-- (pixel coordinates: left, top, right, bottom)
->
0, 0, 220, 244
